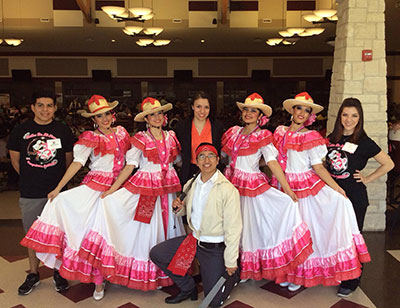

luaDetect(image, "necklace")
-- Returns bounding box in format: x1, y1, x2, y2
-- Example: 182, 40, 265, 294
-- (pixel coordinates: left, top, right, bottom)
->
230, 124, 260, 169
277, 124, 304, 171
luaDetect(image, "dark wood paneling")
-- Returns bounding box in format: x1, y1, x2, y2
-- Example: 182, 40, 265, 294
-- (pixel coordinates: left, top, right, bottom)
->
230, 1, 258, 11
273, 58, 323, 76
117, 59, 168, 76
287, 1, 316, 11
53, 0, 80, 10
95, 0, 124, 11
199, 59, 248, 76
0, 59, 9, 76
189, 1, 218, 11
36, 59, 88, 76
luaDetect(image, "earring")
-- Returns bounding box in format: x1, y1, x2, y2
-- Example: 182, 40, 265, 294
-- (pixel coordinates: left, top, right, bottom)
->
93, 122, 98, 129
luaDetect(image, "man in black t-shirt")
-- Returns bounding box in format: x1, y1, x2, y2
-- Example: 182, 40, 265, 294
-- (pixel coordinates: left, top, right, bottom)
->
7, 91, 74, 295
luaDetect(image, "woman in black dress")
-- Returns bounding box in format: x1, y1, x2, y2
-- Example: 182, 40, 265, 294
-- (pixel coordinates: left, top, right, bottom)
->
326, 97, 394, 297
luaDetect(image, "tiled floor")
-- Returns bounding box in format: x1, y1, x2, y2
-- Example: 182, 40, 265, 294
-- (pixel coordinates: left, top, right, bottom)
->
0, 190, 399, 308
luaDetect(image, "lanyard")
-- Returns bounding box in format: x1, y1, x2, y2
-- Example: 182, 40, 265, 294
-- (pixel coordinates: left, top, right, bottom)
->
230, 125, 260, 168
277, 125, 304, 172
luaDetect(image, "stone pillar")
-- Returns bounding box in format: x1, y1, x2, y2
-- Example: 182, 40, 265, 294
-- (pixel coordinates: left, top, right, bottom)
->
327, 0, 387, 231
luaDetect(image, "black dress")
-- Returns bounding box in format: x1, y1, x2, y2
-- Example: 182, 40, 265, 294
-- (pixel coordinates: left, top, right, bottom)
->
175, 118, 224, 186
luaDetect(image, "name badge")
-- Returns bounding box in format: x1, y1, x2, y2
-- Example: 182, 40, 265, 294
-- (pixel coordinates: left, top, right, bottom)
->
47, 138, 62, 150
342, 142, 358, 154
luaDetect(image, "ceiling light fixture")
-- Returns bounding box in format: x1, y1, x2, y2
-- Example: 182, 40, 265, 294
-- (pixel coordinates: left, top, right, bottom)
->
266, 38, 296, 47
101, 5, 153, 22
303, 8, 337, 24
136, 38, 171, 47
0, 0, 23, 47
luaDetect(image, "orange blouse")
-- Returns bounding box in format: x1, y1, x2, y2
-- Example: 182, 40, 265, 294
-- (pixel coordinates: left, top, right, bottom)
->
191, 119, 212, 164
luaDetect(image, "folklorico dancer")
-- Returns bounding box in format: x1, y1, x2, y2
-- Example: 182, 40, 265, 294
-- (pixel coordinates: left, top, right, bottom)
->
20, 95, 131, 299
150, 143, 242, 308
221, 93, 313, 285
273, 92, 371, 290
78, 97, 185, 292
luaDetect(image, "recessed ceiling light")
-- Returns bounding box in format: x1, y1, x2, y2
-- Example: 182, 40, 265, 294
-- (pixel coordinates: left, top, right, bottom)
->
111, 39, 116, 43
201, 39, 205, 43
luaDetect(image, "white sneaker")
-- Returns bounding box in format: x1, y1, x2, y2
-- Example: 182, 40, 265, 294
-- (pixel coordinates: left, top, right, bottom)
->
279, 282, 290, 287
239, 279, 248, 284
288, 283, 301, 292
93, 283, 105, 301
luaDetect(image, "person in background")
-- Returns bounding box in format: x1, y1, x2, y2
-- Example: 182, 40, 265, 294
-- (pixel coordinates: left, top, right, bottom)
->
326, 97, 393, 297
175, 91, 224, 185
7, 91, 74, 295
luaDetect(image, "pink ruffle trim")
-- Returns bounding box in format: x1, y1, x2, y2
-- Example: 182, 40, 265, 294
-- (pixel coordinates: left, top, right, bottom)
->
273, 125, 327, 153
222, 126, 273, 157
270, 170, 326, 199
75, 126, 131, 157
240, 222, 313, 281
286, 170, 326, 199
124, 169, 181, 196
20, 219, 65, 258
79, 230, 173, 291
278, 233, 371, 287
224, 167, 271, 197
20, 220, 103, 284
130, 131, 181, 165
81, 171, 115, 192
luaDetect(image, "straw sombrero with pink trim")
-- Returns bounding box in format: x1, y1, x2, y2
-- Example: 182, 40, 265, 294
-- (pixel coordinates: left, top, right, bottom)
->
236, 93, 272, 117
134, 97, 172, 122
283, 92, 323, 114
81, 95, 118, 118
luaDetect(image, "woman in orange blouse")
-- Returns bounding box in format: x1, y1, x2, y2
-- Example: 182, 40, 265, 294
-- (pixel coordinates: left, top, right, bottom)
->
175, 91, 224, 185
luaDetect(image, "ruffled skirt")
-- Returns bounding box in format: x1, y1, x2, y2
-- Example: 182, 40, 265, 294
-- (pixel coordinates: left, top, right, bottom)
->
240, 187, 313, 281
79, 188, 185, 291
20, 185, 104, 284
279, 185, 370, 287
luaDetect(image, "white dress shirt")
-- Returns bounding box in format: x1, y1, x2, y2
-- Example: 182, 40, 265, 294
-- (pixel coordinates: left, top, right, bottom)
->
191, 171, 224, 243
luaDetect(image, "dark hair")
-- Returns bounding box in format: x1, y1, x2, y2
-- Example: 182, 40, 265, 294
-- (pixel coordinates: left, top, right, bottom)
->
32, 90, 56, 105
330, 97, 366, 144
190, 91, 215, 120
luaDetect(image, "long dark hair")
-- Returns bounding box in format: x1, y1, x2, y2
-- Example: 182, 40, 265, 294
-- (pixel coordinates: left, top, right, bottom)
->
330, 97, 366, 144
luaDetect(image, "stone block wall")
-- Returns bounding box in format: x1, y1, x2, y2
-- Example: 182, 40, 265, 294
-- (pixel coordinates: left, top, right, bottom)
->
328, 0, 387, 230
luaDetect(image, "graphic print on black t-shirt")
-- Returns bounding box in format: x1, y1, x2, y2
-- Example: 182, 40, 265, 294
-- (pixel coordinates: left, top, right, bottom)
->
24, 132, 59, 168
326, 144, 350, 179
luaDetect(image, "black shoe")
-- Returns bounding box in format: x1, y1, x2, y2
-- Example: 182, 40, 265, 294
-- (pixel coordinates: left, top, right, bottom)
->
53, 270, 69, 292
337, 286, 354, 297
18, 273, 40, 295
165, 287, 198, 304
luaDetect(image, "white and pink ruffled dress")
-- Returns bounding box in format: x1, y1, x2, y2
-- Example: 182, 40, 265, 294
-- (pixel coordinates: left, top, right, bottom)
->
20, 126, 131, 284
221, 126, 313, 281
273, 125, 371, 287
79, 130, 185, 291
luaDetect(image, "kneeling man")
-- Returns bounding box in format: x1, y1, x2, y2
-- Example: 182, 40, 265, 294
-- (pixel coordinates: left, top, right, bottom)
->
150, 142, 242, 307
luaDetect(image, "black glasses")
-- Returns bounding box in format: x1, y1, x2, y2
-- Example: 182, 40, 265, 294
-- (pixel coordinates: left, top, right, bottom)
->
197, 153, 217, 161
